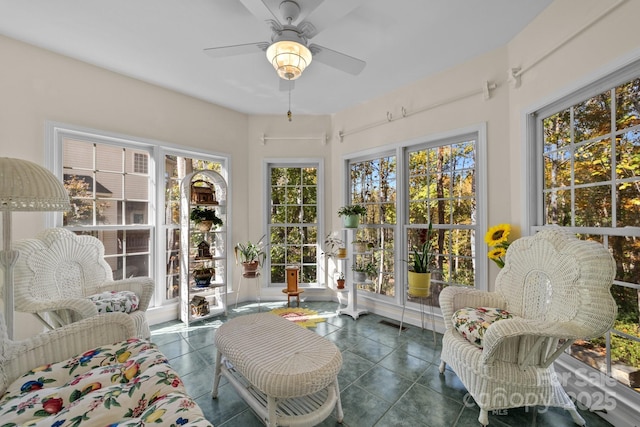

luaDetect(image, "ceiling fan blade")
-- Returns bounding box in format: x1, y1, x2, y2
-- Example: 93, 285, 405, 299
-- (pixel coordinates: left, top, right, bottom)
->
300, 0, 366, 38
279, 79, 296, 92
309, 44, 366, 75
204, 42, 268, 58
238, 0, 280, 23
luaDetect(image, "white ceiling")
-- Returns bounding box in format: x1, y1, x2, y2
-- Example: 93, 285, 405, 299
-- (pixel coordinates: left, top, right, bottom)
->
0, 0, 553, 116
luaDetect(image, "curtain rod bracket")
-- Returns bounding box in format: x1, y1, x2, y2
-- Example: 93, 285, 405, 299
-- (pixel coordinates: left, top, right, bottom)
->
509, 67, 522, 88
483, 81, 497, 100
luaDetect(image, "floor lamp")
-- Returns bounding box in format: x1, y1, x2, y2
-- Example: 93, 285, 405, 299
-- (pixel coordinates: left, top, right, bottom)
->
0, 158, 70, 339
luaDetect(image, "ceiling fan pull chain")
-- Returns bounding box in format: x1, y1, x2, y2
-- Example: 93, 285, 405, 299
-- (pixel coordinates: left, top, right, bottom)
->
287, 81, 293, 122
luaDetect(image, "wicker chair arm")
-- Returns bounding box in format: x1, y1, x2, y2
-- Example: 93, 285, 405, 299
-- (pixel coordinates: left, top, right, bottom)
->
1, 313, 136, 395
481, 317, 593, 365
25, 298, 99, 319
439, 286, 506, 331
97, 277, 155, 311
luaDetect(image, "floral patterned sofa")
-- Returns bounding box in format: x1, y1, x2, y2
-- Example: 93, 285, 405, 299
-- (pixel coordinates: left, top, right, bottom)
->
0, 312, 212, 426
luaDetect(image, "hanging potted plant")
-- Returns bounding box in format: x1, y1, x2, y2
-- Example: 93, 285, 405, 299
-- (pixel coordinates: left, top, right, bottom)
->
234, 235, 267, 278
405, 223, 434, 297
190, 207, 223, 232
337, 204, 366, 228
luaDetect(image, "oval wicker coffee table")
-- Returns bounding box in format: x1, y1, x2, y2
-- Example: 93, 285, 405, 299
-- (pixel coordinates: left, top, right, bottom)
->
212, 312, 344, 426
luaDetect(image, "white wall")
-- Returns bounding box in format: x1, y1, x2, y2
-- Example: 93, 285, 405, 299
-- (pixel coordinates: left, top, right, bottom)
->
0, 34, 251, 338
2, 0, 640, 340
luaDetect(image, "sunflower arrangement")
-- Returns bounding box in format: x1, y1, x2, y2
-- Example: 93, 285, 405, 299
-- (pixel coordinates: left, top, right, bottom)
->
485, 224, 512, 268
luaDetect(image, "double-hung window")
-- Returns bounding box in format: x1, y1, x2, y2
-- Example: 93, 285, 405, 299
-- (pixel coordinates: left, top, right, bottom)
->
530, 63, 640, 394
345, 126, 485, 304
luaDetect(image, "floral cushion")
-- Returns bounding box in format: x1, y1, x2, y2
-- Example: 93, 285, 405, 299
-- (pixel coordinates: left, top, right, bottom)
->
88, 290, 139, 314
0, 338, 212, 426
452, 307, 512, 349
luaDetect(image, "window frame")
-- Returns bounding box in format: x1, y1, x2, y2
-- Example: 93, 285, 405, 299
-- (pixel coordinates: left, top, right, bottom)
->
263, 158, 325, 288
342, 123, 488, 307
45, 121, 231, 310
524, 57, 640, 420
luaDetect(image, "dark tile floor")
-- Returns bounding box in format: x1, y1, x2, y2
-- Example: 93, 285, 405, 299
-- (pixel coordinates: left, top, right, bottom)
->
150, 300, 613, 427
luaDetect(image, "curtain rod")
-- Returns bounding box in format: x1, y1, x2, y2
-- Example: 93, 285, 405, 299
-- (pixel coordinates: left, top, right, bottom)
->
338, 81, 496, 142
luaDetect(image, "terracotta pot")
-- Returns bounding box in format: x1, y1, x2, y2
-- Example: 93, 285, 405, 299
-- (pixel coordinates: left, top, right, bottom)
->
242, 261, 260, 278
337, 279, 346, 289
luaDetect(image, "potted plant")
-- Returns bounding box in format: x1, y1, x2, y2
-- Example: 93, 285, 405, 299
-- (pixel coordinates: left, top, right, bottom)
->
406, 223, 434, 297
193, 264, 215, 287
324, 233, 347, 258
190, 207, 223, 232
337, 204, 366, 228
352, 238, 370, 254
336, 272, 346, 289
352, 261, 376, 283
234, 235, 267, 278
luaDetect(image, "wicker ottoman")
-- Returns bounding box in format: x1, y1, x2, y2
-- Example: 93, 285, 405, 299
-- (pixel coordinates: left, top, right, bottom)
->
212, 312, 343, 426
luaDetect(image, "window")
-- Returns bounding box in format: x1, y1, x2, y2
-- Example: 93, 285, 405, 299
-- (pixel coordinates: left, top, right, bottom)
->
62, 138, 152, 281
349, 154, 397, 297
267, 163, 321, 286
406, 136, 478, 301
531, 68, 640, 394
133, 152, 148, 174
48, 123, 229, 309
346, 128, 485, 303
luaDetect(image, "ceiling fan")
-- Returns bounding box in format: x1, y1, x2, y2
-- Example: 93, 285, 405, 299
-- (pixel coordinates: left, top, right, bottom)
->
204, 0, 366, 83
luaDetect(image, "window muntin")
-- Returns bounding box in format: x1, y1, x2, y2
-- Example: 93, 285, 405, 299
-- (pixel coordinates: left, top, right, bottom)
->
268, 165, 320, 286
536, 76, 640, 393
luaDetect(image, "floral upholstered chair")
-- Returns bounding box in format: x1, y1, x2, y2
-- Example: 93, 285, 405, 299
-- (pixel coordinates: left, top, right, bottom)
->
12, 228, 154, 339
438, 228, 617, 426
0, 312, 212, 426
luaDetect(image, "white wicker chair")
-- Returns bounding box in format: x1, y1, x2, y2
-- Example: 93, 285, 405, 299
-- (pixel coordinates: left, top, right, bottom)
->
438, 229, 617, 426
12, 228, 154, 339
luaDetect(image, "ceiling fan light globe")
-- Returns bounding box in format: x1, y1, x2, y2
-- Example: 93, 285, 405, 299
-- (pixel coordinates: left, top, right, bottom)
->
266, 40, 312, 80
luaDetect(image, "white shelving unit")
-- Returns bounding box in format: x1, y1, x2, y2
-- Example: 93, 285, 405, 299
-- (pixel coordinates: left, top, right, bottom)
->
179, 170, 228, 325
336, 228, 368, 320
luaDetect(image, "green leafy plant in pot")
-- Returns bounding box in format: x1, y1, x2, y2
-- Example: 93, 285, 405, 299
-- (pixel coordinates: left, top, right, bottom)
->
352, 261, 376, 283
406, 223, 434, 297
234, 235, 267, 278
190, 207, 223, 232
337, 204, 366, 228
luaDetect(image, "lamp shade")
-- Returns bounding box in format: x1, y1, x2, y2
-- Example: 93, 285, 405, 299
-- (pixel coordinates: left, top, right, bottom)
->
266, 40, 312, 81
0, 158, 70, 212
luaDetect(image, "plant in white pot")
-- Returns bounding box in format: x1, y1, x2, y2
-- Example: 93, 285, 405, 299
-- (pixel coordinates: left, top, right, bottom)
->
234, 235, 267, 278
405, 223, 434, 297
352, 261, 376, 283
337, 204, 366, 228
